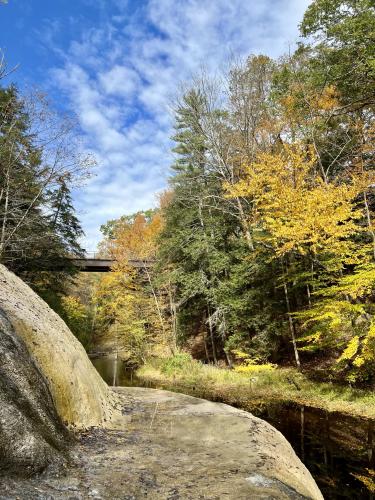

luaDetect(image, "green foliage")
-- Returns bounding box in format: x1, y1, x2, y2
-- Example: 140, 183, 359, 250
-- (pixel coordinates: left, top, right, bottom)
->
230, 349, 277, 374
92, 271, 161, 365
0, 83, 86, 308
59, 295, 92, 348
234, 363, 277, 374
59, 0, 374, 388
300, 0, 375, 106
297, 264, 375, 382
158, 85, 290, 365
138, 359, 375, 418
160, 352, 194, 375
152, 0, 375, 385
46, 180, 84, 257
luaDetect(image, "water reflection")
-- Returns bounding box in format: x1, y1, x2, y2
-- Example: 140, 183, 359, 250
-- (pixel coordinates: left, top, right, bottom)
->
91, 354, 139, 387
91, 355, 375, 499
255, 403, 374, 499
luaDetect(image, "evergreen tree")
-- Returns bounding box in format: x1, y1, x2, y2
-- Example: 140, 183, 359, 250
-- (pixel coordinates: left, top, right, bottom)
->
0, 83, 86, 307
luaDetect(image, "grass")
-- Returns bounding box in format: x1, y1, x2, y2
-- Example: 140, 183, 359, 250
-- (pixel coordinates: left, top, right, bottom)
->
136, 353, 375, 419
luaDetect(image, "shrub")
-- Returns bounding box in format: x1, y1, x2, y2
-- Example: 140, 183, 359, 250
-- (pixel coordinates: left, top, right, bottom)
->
160, 352, 194, 375
231, 349, 277, 374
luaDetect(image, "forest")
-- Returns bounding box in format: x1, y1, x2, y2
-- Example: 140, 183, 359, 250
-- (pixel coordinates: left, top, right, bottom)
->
69, 0, 375, 388
1, 1, 375, 498
1, 0, 374, 390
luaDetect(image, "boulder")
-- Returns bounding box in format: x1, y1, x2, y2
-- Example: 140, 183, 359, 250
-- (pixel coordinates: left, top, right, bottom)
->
0, 264, 115, 428
0, 309, 69, 475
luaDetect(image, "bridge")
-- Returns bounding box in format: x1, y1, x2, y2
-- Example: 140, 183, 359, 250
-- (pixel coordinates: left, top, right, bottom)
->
72, 252, 153, 272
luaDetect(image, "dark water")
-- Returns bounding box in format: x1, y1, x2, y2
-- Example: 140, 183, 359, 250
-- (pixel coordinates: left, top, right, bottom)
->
91, 354, 139, 387
256, 403, 374, 500
91, 355, 374, 500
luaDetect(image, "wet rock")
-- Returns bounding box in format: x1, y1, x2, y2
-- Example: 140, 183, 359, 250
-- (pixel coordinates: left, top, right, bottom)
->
88, 489, 100, 497
1, 388, 322, 499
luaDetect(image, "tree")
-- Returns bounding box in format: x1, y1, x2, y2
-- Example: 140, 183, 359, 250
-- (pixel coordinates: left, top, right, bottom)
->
159, 89, 226, 363
59, 295, 92, 348
47, 179, 84, 257
96, 208, 173, 363
297, 264, 375, 382
0, 83, 93, 300
300, 0, 375, 110
68, 0, 375, 382
156, 9, 375, 376
93, 271, 160, 365
225, 143, 372, 367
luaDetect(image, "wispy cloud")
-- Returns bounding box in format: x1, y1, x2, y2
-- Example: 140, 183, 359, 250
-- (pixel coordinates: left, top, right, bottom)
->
49, 0, 311, 248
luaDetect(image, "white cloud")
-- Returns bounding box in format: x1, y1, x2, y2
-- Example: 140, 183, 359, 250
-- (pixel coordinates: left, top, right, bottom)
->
50, 0, 312, 249
99, 65, 140, 97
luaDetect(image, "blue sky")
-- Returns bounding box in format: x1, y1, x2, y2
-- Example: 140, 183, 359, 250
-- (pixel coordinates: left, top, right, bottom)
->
0, 0, 311, 249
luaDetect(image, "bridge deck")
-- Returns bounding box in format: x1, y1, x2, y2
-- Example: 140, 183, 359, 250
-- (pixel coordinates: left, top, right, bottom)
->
72, 258, 152, 272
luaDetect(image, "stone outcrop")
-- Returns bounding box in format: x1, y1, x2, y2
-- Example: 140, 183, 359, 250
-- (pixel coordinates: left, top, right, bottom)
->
0, 309, 69, 475
0, 264, 115, 428
0, 387, 324, 499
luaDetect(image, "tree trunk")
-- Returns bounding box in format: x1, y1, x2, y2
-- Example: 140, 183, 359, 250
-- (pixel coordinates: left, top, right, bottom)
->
224, 350, 233, 368
0, 165, 10, 257
306, 284, 312, 308
203, 330, 210, 363
207, 307, 218, 365
236, 197, 254, 251
283, 279, 301, 369
142, 261, 167, 342
363, 191, 375, 260
167, 280, 177, 355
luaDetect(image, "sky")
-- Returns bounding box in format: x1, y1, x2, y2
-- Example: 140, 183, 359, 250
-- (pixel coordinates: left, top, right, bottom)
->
0, 0, 312, 249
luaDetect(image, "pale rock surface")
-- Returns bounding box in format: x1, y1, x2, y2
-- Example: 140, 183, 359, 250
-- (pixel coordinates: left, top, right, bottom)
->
0, 309, 69, 475
0, 264, 116, 428
1, 387, 323, 499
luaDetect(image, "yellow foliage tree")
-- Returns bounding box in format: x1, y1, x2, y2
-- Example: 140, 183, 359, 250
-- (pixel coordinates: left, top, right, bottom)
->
297, 264, 375, 382
93, 271, 160, 364
95, 207, 174, 363
106, 212, 163, 265
60, 295, 91, 348
226, 144, 362, 265
226, 143, 373, 370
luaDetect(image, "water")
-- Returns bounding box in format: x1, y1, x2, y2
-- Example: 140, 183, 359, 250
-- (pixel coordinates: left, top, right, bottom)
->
91, 355, 375, 499
256, 403, 374, 499
91, 354, 140, 387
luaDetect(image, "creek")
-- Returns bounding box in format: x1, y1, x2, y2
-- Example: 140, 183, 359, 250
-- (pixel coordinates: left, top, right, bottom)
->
91, 354, 374, 499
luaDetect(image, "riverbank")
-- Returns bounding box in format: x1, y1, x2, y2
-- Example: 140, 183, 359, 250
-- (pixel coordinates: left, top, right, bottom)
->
137, 355, 375, 420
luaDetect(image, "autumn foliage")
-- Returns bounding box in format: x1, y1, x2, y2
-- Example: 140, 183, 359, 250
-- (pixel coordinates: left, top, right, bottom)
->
65, 0, 375, 384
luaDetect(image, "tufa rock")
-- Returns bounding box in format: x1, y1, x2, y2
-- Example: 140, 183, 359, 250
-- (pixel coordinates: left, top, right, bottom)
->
0, 264, 116, 428
0, 309, 70, 475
